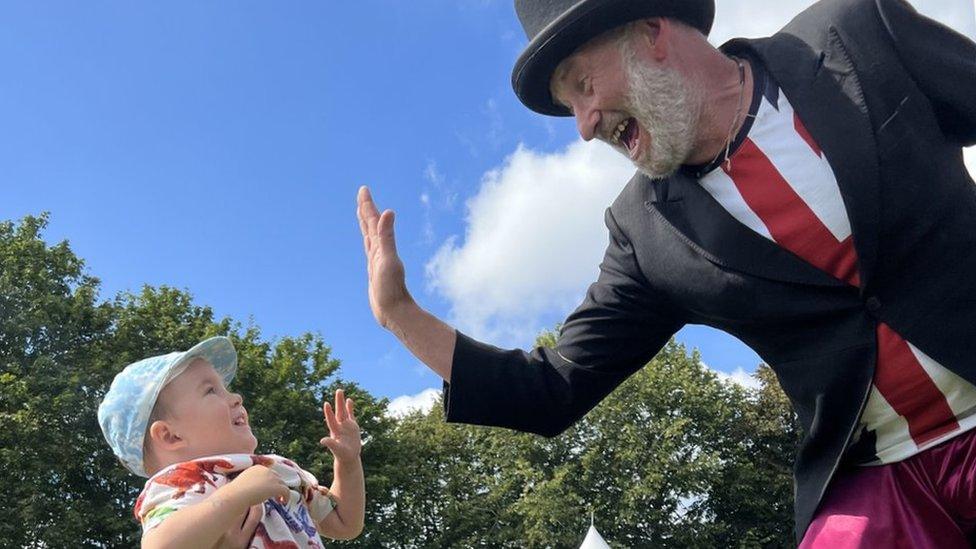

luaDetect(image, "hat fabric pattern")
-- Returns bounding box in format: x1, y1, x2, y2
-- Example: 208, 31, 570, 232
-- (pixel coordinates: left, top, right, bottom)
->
97, 336, 238, 477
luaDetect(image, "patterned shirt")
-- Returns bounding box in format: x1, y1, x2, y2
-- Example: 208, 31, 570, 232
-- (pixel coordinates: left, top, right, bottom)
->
135, 454, 335, 547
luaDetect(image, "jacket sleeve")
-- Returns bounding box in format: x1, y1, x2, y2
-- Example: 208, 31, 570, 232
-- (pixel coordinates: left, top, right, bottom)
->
443, 207, 684, 437
875, 0, 976, 145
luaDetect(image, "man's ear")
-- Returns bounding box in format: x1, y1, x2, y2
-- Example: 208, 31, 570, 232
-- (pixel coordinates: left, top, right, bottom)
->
149, 420, 186, 451
635, 18, 668, 61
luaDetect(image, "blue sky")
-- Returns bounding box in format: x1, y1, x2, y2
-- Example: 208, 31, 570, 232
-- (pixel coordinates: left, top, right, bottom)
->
3, 1, 974, 409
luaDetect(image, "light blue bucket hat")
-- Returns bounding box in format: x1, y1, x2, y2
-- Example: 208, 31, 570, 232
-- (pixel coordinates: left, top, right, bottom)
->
97, 336, 238, 477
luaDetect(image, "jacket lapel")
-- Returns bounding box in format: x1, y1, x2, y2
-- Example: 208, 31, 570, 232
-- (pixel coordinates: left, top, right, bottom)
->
728, 33, 882, 293
646, 172, 845, 287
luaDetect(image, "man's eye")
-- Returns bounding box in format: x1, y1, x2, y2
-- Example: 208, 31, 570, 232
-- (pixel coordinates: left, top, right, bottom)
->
206, 387, 216, 394
578, 77, 592, 95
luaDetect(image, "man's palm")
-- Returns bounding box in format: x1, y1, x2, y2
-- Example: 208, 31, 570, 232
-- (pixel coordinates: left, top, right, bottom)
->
357, 186, 410, 328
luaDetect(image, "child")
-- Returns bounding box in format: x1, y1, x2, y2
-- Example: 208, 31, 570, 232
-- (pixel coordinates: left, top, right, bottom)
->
97, 336, 365, 548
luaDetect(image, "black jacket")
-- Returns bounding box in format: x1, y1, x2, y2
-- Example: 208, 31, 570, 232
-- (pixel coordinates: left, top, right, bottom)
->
443, 0, 976, 540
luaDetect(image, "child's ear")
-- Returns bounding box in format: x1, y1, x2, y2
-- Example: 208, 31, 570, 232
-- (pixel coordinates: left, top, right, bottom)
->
149, 420, 186, 451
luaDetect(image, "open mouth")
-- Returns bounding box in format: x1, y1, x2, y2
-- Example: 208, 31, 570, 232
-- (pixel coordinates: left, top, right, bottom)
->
611, 117, 640, 158
232, 413, 248, 427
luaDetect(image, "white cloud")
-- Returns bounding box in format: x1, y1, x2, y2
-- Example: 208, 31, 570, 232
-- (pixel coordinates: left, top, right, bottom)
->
425, 140, 635, 346
386, 388, 441, 418
484, 98, 505, 150
700, 359, 761, 390
419, 160, 460, 246
424, 160, 444, 185
713, 366, 762, 391
910, 0, 976, 41
710, 0, 819, 44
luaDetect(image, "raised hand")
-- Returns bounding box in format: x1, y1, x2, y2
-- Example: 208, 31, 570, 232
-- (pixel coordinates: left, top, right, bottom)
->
357, 186, 412, 329
355, 186, 456, 382
320, 389, 362, 463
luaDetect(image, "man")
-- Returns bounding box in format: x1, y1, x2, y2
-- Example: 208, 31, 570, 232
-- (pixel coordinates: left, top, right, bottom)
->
357, 0, 976, 544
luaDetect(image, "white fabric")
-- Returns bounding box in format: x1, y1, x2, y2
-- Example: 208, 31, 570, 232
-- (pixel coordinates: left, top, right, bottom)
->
579, 525, 611, 549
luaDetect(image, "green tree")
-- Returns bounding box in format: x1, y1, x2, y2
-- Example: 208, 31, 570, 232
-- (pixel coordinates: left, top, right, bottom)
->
0, 214, 799, 547
0, 216, 394, 547
378, 328, 798, 548
0, 214, 121, 546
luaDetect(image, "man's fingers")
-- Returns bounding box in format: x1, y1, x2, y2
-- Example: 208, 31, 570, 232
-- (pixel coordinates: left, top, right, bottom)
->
323, 401, 340, 434
356, 187, 370, 237
320, 436, 339, 453
359, 186, 381, 235
336, 389, 347, 422
346, 397, 356, 421
363, 235, 373, 266
377, 209, 398, 256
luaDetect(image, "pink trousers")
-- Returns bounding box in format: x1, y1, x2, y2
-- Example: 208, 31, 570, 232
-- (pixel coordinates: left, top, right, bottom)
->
800, 429, 976, 548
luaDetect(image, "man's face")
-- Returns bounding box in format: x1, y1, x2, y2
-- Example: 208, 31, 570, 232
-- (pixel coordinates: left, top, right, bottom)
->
156, 358, 257, 457
550, 24, 702, 178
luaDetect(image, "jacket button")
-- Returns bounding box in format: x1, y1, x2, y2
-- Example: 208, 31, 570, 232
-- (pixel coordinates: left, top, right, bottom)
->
865, 297, 882, 312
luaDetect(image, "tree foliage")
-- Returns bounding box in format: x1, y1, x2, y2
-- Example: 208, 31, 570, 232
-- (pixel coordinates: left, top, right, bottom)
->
0, 215, 798, 547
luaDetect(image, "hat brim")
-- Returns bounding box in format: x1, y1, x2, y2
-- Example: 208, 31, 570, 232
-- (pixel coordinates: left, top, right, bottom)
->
178, 336, 238, 386
512, 0, 715, 117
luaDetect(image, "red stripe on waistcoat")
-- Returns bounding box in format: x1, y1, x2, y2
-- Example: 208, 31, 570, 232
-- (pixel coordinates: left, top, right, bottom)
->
722, 138, 859, 286
874, 323, 959, 446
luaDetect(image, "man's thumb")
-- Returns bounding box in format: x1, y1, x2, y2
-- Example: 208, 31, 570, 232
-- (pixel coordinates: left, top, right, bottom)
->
320, 437, 339, 452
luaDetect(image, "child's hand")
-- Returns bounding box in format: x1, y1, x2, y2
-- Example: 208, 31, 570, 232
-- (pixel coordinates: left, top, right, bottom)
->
216, 504, 262, 549
228, 465, 289, 506
320, 389, 362, 463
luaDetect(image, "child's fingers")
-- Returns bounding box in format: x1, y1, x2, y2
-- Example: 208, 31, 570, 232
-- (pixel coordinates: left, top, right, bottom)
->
242, 504, 262, 531
323, 401, 340, 435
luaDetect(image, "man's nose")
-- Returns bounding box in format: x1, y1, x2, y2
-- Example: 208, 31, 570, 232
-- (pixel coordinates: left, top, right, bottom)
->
575, 106, 600, 141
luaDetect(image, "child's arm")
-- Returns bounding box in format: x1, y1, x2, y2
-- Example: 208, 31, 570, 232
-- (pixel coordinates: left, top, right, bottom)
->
142, 465, 288, 549
317, 389, 366, 540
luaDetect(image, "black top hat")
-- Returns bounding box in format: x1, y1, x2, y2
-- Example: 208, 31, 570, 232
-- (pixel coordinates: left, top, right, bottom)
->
512, 0, 716, 116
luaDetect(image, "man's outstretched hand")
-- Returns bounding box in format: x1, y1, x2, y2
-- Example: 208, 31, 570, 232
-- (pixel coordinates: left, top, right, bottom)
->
355, 185, 456, 382
357, 186, 412, 330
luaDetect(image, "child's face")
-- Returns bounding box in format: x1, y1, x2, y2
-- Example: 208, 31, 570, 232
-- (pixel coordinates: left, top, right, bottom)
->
156, 358, 258, 457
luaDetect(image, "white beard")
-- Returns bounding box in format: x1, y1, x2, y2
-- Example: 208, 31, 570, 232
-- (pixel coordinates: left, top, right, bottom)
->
618, 49, 702, 179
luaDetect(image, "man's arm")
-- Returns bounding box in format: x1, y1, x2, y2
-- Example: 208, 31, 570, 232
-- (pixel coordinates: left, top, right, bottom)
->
357, 186, 683, 436
443, 206, 684, 436
357, 186, 455, 381
876, 0, 976, 145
